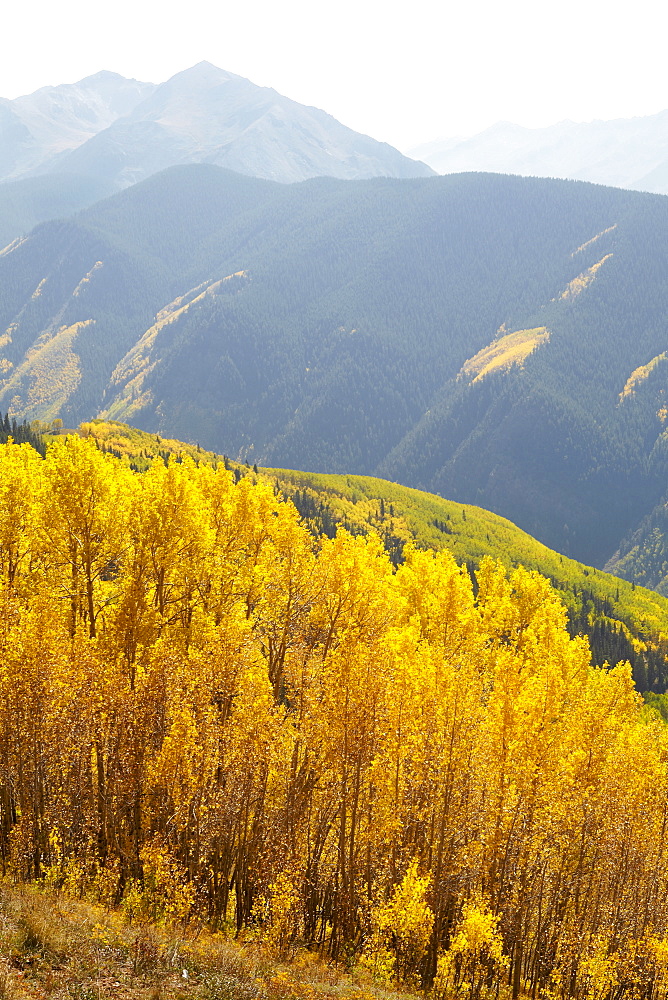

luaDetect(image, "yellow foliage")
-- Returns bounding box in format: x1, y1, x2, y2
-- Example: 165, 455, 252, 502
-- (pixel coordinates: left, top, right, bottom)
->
619, 351, 668, 401
122, 842, 195, 925
449, 900, 505, 964
368, 861, 434, 983
258, 871, 303, 957
459, 328, 550, 383
0, 320, 94, 421
572, 224, 617, 256
559, 253, 613, 300
0, 435, 666, 997
434, 900, 507, 999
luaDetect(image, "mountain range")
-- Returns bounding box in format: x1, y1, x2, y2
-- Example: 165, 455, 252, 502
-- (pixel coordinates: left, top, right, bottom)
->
3, 164, 668, 570
6, 66, 668, 586
0, 62, 432, 198
411, 112, 668, 194
0, 70, 154, 182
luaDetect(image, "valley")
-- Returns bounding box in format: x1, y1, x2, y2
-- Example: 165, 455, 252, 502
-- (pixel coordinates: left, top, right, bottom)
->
2, 167, 668, 569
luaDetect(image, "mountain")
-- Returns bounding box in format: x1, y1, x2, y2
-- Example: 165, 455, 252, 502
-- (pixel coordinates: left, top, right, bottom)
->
51, 62, 434, 186
410, 112, 668, 194
0, 71, 152, 245
0, 71, 154, 182
0, 64, 432, 247
4, 166, 668, 567
0, 63, 432, 191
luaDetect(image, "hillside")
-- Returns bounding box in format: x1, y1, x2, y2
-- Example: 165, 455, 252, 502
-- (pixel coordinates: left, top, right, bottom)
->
411, 110, 668, 194
4, 167, 668, 565
0, 173, 115, 249
77, 419, 668, 691
605, 497, 668, 595
2, 430, 668, 1000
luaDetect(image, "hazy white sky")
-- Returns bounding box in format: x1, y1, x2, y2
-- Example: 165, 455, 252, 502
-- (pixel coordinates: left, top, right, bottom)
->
4, 0, 667, 151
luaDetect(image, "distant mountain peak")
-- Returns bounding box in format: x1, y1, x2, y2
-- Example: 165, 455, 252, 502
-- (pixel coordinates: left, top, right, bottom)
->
5, 63, 433, 188
164, 61, 239, 84
0, 72, 156, 183
77, 70, 148, 86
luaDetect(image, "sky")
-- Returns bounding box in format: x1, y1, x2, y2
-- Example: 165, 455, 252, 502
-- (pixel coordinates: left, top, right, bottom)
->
3, 0, 668, 152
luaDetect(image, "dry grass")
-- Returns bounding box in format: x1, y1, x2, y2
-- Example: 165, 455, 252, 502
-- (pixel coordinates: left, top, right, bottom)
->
0, 882, 413, 1000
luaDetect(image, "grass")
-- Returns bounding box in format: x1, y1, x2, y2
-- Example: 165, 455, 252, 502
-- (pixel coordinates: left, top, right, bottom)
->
0, 882, 413, 1000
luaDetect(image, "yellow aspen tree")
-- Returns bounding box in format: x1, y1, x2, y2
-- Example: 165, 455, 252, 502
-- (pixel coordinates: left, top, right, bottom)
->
0, 440, 44, 592
38, 435, 132, 639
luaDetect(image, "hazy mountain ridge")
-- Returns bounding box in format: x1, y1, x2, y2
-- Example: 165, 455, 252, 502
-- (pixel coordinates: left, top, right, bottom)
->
0, 173, 116, 250
411, 111, 668, 194
54, 62, 434, 186
0, 62, 432, 195
0, 71, 155, 182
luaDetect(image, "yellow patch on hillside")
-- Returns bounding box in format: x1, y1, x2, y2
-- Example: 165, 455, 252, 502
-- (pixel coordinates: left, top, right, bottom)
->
460, 327, 550, 383
31, 278, 47, 299
102, 271, 250, 421
119, 272, 247, 381
1, 320, 93, 422
619, 352, 668, 401
572, 224, 617, 256
559, 254, 613, 300
72, 262, 103, 297
154, 272, 247, 324
0, 236, 29, 258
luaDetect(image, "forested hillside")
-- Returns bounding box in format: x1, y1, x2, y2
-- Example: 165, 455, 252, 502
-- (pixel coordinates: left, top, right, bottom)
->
3, 432, 668, 1000
70, 419, 668, 691
0, 173, 114, 248
4, 167, 668, 564
606, 496, 668, 594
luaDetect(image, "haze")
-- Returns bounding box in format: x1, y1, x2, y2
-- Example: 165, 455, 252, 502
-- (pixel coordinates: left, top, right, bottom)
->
5, 0, 668, 152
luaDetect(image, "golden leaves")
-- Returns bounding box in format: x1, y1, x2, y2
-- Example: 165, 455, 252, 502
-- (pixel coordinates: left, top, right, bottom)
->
0, 436, 667, 995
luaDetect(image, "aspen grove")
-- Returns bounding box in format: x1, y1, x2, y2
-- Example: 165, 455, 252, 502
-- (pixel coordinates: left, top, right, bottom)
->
1, 435, 668, 999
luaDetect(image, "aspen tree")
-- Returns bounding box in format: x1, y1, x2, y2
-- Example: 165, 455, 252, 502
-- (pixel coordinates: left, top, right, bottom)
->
39, 435, 132, 638
2, 436, 668, 996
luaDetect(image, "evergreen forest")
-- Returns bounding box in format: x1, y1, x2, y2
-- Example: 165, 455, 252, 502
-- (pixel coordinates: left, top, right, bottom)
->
6, 167, 668, 565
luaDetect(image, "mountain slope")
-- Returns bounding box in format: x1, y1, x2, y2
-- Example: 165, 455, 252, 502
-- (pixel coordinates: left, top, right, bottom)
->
52, 62, 433, 186
0, 71, 154, 182
0, 173, 115, 249
4, 167, 668, 565
411, 112, 668, 194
